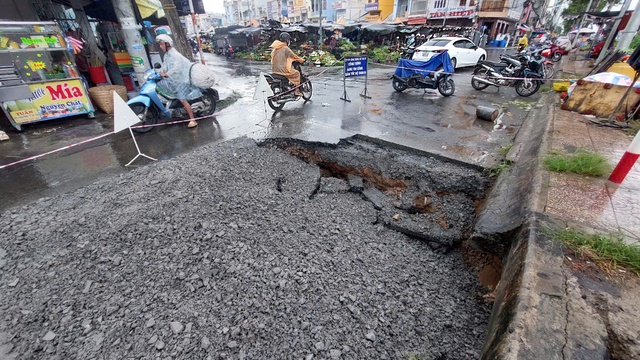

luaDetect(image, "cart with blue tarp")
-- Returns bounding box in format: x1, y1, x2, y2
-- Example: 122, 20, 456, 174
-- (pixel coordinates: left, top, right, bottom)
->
394, 52, 455, 78
392, 52, 456, 96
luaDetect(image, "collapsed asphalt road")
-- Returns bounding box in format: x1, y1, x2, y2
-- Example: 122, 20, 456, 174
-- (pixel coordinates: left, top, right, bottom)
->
0, 136, 493, 359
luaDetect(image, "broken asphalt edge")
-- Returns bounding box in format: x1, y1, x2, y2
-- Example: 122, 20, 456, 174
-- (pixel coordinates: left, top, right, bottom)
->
478, 94, 610, 359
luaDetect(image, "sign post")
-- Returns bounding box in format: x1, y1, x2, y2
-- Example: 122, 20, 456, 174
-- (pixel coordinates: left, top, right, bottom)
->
113, 93, 156, 166
253, 72, 273, 120
342, 56, 370, 102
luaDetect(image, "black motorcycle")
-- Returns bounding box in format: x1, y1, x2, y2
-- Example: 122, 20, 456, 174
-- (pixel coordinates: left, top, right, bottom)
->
471, 52, 544, 97
401, 45, 416, 59
264, 62, 312, 110
391, 56, 455, 97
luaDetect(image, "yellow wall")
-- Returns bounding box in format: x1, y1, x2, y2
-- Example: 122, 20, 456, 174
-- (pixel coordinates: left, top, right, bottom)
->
379, 0, 394, 20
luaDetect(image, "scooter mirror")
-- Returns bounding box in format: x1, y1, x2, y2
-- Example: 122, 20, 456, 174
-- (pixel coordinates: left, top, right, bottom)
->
154, 63, 162, 69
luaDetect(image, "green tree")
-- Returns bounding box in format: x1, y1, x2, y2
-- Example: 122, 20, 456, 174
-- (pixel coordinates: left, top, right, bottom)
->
561, 0, 621, 33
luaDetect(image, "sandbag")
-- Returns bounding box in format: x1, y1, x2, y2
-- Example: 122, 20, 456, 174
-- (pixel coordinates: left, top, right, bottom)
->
189, 63, 216, 89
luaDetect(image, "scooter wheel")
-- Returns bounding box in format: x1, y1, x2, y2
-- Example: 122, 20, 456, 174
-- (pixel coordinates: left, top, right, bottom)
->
130, 104, 158, 133
301, 80, 312, 101
438, 78, 455, 97
471, 69, 490, 90
268, 87, 285, 111
515, 78, 541, 97
392, 78, 408, 92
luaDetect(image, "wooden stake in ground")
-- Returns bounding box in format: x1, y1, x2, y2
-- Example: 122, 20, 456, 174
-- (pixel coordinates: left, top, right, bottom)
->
159, 0, 195, 62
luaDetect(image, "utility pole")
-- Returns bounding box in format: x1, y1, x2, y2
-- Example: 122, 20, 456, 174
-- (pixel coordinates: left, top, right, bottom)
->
112, 0, 151, 85
318, 0, 323, 47
188, 0, 205, 64
159, 0, 195, 61
616, 1, 640, 51
594, 0, 633, 66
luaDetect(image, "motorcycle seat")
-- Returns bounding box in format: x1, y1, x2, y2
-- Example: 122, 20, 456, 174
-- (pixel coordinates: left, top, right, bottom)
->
270, 73, 290, 83
480, 61, 508, 69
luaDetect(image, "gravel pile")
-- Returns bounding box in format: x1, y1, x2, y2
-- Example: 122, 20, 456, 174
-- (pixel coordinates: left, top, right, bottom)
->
0, 137, 491, 359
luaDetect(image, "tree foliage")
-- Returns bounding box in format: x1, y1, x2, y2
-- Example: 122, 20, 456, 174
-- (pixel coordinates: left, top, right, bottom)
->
562, 0, 623, 15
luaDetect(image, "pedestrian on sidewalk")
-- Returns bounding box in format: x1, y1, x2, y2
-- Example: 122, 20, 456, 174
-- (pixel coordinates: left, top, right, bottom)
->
155, 34, 202, 128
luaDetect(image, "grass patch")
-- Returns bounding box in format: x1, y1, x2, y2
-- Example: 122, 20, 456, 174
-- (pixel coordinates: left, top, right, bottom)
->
485, 159, 512, 177
540, 84, 553, 93
498, 143, 513, 157
550, 228, 640, 274
507, 100, 535, 111
543, 150, 611, 177
626, 120, 640, 136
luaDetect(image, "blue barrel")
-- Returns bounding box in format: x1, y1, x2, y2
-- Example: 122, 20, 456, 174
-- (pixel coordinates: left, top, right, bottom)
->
489, 40, 497, 47
499, 40, 507, 47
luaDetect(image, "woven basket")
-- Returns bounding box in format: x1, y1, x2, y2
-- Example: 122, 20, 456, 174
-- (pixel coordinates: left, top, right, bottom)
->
88, 85, 127, 114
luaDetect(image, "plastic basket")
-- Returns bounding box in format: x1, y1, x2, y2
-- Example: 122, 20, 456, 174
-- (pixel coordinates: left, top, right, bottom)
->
88, 85, 127, 114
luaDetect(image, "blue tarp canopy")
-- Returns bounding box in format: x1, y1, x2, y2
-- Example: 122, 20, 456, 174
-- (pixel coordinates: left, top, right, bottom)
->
394, 52, 454, 78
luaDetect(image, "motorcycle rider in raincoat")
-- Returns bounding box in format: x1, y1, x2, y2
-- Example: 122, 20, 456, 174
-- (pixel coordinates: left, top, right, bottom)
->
270, 32, 305, 96
155, 34, 202, 128
517, 33, 529, 52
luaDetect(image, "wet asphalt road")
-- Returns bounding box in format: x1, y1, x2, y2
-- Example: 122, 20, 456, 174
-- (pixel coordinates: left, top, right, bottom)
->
0, 49, 537, 213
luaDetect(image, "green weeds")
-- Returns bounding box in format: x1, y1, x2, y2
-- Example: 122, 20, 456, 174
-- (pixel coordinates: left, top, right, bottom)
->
498, 143, 513, 157
543, 150, 611, 177
550, 228, 640, 274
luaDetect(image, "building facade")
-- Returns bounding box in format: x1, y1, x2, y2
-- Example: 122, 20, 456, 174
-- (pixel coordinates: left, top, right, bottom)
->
408, 0, 477, 27
476, 0, 526, 40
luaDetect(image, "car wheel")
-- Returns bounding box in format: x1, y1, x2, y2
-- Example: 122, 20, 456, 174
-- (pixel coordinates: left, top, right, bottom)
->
451, 57, 457, 69
476, 55, 485, 66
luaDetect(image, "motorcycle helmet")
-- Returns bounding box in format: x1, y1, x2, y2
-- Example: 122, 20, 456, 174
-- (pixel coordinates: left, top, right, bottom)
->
279, 32, 291, 43
156, 34, 173, 46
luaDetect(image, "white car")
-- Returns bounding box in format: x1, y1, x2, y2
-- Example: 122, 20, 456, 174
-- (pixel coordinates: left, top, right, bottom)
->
412, 37, 487, 69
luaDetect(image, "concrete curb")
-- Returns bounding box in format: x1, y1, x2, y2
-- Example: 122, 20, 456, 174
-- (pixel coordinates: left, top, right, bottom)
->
471, 92, 556, 256
478, 95, 610, 358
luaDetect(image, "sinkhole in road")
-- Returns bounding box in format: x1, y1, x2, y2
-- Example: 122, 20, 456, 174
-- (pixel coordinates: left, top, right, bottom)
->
262, 135, 494, 252
261, 135, 504, 355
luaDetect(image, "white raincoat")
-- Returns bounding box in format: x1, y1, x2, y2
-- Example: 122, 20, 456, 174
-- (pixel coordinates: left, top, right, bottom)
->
157, 48, 202, 101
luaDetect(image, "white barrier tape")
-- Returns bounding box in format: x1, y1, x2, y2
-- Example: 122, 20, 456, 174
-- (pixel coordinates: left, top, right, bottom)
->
0, 132, 113, 170
0, 105, 244, 170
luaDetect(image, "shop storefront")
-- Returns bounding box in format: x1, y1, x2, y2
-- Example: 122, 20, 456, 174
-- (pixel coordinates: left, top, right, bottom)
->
426, 5, 476, 27
0, 21, 93, 131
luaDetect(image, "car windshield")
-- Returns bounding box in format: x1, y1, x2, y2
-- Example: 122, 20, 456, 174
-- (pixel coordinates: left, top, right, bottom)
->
423, 39, 450, 47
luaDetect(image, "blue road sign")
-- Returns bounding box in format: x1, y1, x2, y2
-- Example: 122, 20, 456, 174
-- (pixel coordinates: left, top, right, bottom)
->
344, 56, 368, 77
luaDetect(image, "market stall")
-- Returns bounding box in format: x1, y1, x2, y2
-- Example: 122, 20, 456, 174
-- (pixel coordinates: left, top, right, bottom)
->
0, 21, 94, 131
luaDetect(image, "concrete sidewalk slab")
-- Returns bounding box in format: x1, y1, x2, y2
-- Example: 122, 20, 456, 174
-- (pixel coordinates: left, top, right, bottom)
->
546, 109, 640, 238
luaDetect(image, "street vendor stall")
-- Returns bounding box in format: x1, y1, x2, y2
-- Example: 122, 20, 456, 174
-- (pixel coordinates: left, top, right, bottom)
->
0, 21, 93, 131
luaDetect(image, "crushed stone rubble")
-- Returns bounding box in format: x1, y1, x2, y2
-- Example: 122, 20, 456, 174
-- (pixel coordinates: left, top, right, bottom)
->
0, 137, 491, 359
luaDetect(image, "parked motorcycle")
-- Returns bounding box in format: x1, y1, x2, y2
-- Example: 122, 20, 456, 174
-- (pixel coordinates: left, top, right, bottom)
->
188, 37, 199, 54
127, 63, 219, 133
224, 44, 236, 59
264, 62, 312, 110
401, 44, 416, 59
530, 48, 555, 80
542, 43, 568, 62
391, 54, 455, 96
471, 53, 544, 97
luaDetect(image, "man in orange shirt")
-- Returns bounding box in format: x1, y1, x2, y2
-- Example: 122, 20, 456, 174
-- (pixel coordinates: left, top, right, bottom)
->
270, 33, 305, 96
